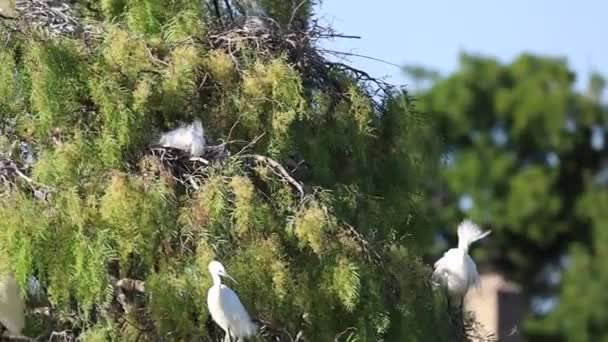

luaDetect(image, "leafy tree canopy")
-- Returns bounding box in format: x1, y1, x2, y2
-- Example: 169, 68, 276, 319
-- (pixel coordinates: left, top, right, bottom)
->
0, 1, 458, 341
416, 52, 608, 341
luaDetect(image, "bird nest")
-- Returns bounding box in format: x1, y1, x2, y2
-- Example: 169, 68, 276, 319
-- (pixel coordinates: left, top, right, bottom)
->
141, 143, 230, 191
207, 16, 395, 111
1, 0, 101, 40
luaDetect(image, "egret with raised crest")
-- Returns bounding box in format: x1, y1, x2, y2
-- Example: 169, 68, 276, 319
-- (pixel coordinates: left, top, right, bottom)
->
432, 220, 491, 307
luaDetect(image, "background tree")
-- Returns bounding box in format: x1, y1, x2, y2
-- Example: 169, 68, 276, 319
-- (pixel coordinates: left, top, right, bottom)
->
415, 52, 608, 341
0, 1, 466, 341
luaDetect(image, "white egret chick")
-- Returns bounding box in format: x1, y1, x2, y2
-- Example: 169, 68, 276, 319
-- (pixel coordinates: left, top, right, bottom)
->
432, 220, 491, 307
0, 274, 25, 337
158, 119, 205, 156
207, 261, 257, 342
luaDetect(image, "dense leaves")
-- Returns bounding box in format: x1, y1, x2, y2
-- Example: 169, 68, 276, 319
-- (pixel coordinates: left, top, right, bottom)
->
415, 52, 608, 341
0, 1, 451, 340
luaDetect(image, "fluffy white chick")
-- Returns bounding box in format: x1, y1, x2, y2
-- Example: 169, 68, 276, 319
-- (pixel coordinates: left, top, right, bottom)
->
158, 119, 205, 157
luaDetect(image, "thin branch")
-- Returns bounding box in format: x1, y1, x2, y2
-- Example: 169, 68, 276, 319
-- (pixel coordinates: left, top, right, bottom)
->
246, 154, 304, 197
321, 49, 402, 68
225, 113, 244, 144
223, 0, 234, 21
212, 0, 221, 21
288, 0, 309, 29
326, 61, 394, 96
232, 132, 266, 157
334, 327, 357, 341
342, 222, 383, 266
316, 33, 361, 39
115, 278, 146, 293
189, 157, 210, 165
1, 159, 54, 199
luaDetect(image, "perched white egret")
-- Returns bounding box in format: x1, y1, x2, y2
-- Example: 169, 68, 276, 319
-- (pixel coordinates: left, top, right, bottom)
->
207, 261, 257, 342
432, 220, 491, 307
0, 274, 25, 337
158, 119, 205, 157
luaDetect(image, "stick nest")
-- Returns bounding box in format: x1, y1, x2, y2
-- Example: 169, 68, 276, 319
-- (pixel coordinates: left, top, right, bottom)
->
207, 16, 396, 111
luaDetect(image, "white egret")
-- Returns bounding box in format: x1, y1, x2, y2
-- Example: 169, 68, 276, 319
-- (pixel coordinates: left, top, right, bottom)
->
432, 220, 491, 307
0, 274, 25, 337
158, 119, 205, 157
207, 261, 257, 342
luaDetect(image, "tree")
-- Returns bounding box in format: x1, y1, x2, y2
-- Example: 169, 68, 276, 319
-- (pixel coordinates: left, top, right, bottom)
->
416, 52, 608, 341
0, 1, 457, 340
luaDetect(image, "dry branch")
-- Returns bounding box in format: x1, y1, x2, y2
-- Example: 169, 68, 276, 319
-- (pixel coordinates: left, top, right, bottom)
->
246, 154, 305, 197
342, 222, 383, 267
115, 278, 146, 293
0, 159, 53, 200
207, 16, 395, 110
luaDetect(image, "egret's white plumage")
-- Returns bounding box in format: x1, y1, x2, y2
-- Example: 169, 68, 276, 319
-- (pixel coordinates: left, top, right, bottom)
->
207, 261, 257, 342
0, 274, 25, 336
432, 220, 491, 306
158, 119, 205, 156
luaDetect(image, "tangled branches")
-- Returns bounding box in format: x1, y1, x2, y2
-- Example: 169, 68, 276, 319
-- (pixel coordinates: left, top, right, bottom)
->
1, 0, 101, 41
145, 143, 229, 191
142, 141, 310, 200
0, 159, 53, 200
207, 16, 396, 111
15, 0, 81, 35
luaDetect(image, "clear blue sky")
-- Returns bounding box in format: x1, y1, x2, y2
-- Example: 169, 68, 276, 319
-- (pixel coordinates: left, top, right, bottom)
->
319, 0, 607, 91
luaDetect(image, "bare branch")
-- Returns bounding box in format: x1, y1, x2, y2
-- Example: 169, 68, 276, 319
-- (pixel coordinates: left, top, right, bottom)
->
189, 157, 210, 165
115, 278, 146, 293
232, 132, 266, 158
288, 0, 309, 29
0, 159, 53, 199
342, 222, 383, 267
321, 49, 402, 68
246, 154, 305, 197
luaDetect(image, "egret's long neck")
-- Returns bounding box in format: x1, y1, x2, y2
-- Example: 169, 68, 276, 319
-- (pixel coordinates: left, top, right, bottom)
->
211, 273, 222, 286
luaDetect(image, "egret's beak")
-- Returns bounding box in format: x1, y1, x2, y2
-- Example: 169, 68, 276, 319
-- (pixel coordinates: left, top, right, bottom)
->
222, 272, 238, 285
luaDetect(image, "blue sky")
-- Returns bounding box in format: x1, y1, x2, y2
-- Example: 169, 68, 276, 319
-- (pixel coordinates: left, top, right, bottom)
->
319, 0, 607, 92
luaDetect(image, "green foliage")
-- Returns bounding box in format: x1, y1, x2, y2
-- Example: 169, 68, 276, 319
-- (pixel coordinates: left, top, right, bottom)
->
258, 0, 314, 29
0, 2, 452, 340
417, 52, 608, 341
100, 0, 127, 20
0, 50, 28, 115
26, 39, 86, 137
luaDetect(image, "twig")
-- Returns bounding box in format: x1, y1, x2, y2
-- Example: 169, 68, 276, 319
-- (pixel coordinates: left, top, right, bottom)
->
223, 0, 234, 21
342, 222, 383, 267
316, 33, 361, 39
232, 132, 266, 157
145, 46, 168, 67
31, 306, 51, 317
321, 49, 402, 68
1, 159, 53, 199
189, 157, 210, 165
334, 327, 356, 341
187, 175, 200, 190
115, 278, 146, 293
288, 0, 309, 29
224, 113, 245, 144
49, 330, 73, 341
246, 154, 304, 197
